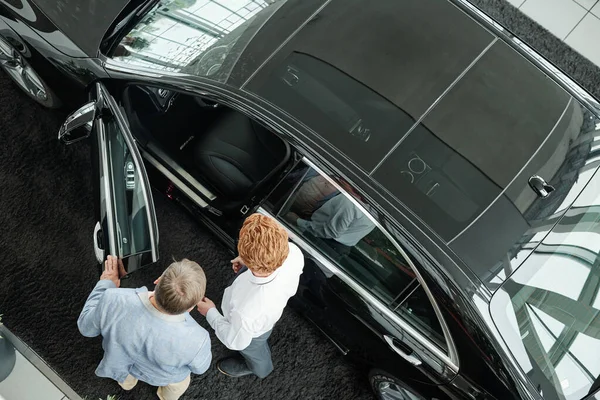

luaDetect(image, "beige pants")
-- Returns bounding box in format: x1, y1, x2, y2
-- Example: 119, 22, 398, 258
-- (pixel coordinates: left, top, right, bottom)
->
118, 374, 191, 400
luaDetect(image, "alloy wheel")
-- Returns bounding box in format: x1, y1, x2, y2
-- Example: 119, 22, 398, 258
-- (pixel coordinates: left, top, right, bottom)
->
0, 37, 53, 106
377, 381, 421, 400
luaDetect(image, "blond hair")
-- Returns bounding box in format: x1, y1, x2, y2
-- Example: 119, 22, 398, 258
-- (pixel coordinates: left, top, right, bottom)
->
238, 213, 289, 275
154, 259, 206, 314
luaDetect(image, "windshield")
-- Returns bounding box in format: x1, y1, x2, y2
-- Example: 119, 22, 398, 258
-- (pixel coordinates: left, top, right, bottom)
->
111, 0, 287, 81
491, 154, 600, 400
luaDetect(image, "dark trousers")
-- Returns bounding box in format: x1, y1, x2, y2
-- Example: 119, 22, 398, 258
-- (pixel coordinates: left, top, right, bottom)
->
229, 266, 275, 378
240, 329, 274, 378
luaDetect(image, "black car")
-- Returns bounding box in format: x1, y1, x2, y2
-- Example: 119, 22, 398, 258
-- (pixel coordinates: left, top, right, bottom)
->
2, 0, 600, 399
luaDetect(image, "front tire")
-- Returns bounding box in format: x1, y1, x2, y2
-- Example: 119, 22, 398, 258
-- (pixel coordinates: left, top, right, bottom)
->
369, 369, 425, 400
0, 36, 61, 108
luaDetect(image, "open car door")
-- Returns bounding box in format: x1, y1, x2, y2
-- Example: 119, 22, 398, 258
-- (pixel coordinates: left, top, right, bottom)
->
59, 82, 159, 274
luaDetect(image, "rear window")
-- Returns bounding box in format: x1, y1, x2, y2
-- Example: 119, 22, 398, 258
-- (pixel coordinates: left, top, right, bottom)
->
490, 172, 600, 400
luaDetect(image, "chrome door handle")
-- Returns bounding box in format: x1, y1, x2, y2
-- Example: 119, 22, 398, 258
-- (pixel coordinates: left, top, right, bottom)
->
93, 221, 105, 264
384, 335, 422, 366
528, 175, 554, 198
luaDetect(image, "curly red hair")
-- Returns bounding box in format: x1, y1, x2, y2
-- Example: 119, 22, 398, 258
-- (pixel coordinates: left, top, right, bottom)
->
238, 213, 289, 275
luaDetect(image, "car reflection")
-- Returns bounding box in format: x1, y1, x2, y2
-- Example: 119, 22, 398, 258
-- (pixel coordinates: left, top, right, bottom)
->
481, 103, 600, 289
491, 157, 600, 400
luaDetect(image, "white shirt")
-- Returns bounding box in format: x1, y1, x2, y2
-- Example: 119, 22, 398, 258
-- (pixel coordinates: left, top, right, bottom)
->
206, 243, 304, 351
297, 194, 376, 246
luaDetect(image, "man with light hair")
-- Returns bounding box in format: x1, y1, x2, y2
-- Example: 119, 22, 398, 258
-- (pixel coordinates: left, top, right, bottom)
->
78, 256, 211, 400
197, 213, 305, 378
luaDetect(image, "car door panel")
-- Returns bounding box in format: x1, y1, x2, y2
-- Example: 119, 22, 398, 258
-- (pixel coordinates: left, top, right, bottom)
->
276, 217, 458, 399
60, 82, 159, 273
287, 225, 454, 381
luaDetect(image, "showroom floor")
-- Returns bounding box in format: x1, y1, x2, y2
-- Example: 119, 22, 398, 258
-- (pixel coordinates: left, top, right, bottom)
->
0, 327, 82, 400
0, 1, 599, 400
507, 0, 600, 66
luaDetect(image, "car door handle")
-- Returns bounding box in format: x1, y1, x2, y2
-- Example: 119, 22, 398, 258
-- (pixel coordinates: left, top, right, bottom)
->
93, 221, 105, 264
384, 335, 422, 366
528, 175, 554, 198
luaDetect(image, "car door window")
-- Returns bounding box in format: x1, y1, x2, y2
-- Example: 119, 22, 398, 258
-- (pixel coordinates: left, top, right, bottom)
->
103, 118, 153, 258
278, 165, 416, 305
75, 82, 160, 272
395, 284, 446, 350
277, 164, 448, 351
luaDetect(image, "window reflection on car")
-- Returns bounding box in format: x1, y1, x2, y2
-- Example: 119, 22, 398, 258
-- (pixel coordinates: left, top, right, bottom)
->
112, 0, 287, 81
491, 170, 600, 400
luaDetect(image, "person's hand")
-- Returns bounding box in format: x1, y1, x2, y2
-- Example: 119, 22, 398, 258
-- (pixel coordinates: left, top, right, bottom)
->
100, 255, 127, 287
197, 297, 216, 316
153, 276, 161, 285
231, 256, 246, 274
284, 211, 300, 225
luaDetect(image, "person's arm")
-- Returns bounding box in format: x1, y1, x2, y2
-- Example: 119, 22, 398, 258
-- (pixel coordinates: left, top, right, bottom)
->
205, 308, 254, 351
77, 256, 126, 338
77, 280, 115, 337
188, 334, 212, 375
296, 197, 355, 240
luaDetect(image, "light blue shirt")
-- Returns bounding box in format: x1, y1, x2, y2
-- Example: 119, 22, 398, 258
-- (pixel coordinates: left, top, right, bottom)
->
77, 280, 211, 386
297, 194, 376, 246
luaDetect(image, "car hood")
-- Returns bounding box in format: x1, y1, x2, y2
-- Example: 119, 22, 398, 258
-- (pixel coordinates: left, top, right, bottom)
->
31, 0, 129, 57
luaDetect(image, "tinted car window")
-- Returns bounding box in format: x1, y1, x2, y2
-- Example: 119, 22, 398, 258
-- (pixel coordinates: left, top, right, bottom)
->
246, 0, 494, 170
491, 173, 600, 400
396, 285, 446, 351
279, 167, 416, 305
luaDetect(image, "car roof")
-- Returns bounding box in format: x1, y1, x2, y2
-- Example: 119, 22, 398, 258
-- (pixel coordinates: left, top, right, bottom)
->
242, 0, 600, 292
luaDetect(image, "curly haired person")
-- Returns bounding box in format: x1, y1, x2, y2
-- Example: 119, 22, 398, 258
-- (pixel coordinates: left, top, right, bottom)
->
197, 213, 304, 378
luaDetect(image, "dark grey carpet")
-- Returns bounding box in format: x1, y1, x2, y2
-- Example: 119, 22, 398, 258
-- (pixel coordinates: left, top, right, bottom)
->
0, 1, 599, 400
0, 76, 372, 399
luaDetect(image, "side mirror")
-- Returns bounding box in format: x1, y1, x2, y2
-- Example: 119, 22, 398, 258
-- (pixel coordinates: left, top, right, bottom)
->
58, 101, 96, 144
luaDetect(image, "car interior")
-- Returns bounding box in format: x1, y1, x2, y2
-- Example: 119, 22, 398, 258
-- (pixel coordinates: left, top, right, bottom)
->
119, 84, 293, 220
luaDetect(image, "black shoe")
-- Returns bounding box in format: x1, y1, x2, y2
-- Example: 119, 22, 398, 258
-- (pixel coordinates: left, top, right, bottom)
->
217, 356, 253, 378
